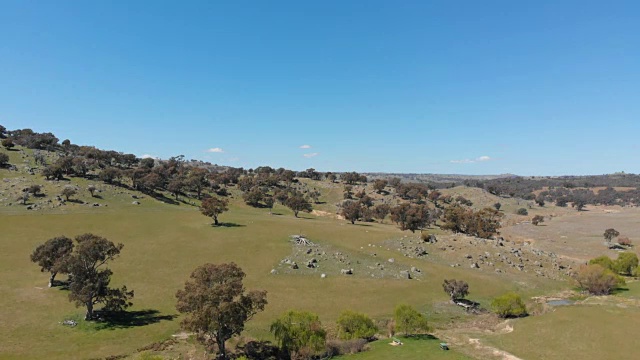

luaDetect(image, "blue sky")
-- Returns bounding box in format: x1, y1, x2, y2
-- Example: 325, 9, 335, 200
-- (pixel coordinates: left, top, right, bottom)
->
1, 1, 638, 175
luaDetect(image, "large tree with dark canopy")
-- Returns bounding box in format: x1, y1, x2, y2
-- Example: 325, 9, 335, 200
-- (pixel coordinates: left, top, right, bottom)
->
65, 233, 134, 320
390, 203, 431, 232
442, 279, 469, 300
176, 263, 267, 359
30, 236, 74, 287
341, 200, 363, 224
285, 191, 312, 217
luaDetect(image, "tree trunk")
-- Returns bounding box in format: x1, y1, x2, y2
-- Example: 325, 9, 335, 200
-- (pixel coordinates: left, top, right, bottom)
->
85, 302, 94, 320
48, 271, 57, 287
294, 210, 299, 217
214, 216, 219, 225
216, 333, 227, 359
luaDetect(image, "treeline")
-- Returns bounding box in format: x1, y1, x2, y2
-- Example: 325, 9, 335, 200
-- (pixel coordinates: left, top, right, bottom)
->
465, 175, 640, 207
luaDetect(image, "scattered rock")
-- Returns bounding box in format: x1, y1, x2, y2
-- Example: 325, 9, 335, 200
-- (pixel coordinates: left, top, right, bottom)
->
340, 268, 353, 275
132, 201, 140, 205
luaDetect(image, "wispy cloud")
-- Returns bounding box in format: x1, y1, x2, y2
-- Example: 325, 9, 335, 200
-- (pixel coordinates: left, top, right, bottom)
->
206, 147, 224, 153
299, 144, 312, 149
450, 155, 492, 164
141, 154, 157, 159
303, 152, 319, 158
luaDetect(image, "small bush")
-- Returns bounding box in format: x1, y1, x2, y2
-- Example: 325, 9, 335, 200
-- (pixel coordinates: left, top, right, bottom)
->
613, 252, 639, 276
491, 293, 527, 318
336, 311, 378, 340
618, 236, 632, 247
516, 208, 528, 216
575, 264, 623, 295
589, 256, 614, 271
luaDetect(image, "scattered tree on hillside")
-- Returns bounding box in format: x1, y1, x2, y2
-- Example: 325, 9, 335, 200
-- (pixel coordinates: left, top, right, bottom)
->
393, 304, 429, 336
264, 195, 275, 215
2, 138, 15, 150
18, 191, 29, 205
167, 178, 184, 199
531, 215, 544, 226
575, 264, 622, 295
99, 167, 122, 184
87, 184, 97, 197
176, 263, 267, 359
0, 152, 9, 167
27, 184, 42, 196
493, 202, 502, 211
271, 310, 327, 360
442, 279, 469, 300
535, 195, 545, 207
285, 192, 312, 218
442, 205, 503, 239
61, 186, 77, 201
372, 204, 390, 223
491, 293, 527, 318
343, 185, 354, 200
572, 198, 587, 211
604, 228, 620, 245
516, 208, 528, 216
373, 179, 388, 193
336, 310, 378, 340
341, 200, 363, 224
390, 203, 430, 233
243, 187, 264, 207
200, 196, 229, 226
556, 197, 568, 207
30, 236, 74, 287
66, 233, 134, 320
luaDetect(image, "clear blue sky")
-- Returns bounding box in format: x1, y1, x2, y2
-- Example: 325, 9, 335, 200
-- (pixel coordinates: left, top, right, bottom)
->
1, 1, 638, 175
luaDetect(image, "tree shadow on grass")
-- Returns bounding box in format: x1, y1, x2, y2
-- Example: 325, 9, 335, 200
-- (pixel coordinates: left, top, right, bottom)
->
95, 309, 177, 330
403, 334, 438, 340
238, 340, 280, 360
213, 222, 246, 228
611, 287, 629, 295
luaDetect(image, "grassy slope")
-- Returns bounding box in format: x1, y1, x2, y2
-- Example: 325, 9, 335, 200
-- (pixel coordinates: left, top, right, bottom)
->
0, 191, 551, 359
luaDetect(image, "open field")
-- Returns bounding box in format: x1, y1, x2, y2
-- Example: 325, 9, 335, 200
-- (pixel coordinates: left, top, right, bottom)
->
0, 197, 544, 359
502, 206, 640, 262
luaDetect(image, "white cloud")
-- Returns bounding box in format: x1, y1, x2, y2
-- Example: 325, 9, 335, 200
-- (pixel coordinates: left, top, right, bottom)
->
141, 154, 156, 159
206, 147, 224, 153
450, 155, 492, 164
299, 144, 312, 149
303, 152, 319, 158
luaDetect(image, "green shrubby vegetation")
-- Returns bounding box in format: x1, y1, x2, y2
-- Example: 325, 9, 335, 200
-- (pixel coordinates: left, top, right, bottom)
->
491, 293, 527, 318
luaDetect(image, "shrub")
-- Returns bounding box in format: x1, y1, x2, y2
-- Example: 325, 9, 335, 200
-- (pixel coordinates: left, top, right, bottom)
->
618, 236, 632, 247
394, 304, 429, 335
336, 311, 378, 340
0, 152, 9, 166
589, 256, 614, 271
575, 264, 623, 295
613, 252, 639, 276
491, 293, 527, 318
324, 339, 368, 356
531, 215, 544, 226
516, 208, 528, 216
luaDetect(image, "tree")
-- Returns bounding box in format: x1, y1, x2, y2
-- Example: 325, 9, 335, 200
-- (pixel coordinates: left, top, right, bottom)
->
604, 228, 620, 244
201, 196, 229, 225
28, 184, 42, 196
613, 252, 639, 276
243, 187, 264, 207
2, 138, 15, 150
390, 203, 430, 233
535, 195, 545, 207
167, 178, 185, 199
516, 208, 528, 216
575, 264, 621, 295
17, 191, 29, 205
87, 184, 97, 197
30, 236, 74, 287
493, 202, 502, 211
336, 310, 377, 340
491, 293, 527, 318
372, 204, 390, 223
61, 186, 77, 201
0, 152, 9, 167
341, 200, 362, 224
187, 167, 209, 199
531, 215, 544, 226
270, 310, 326, 359
618, 236, 632, 247
442, 279, 469, 300
373, 179, 388, 193
176, 263, 267, 359
285, 192, 312, 217
264, 195, 275, 215
66, 233, 133, 320
573, 198, 587, 211
393, 304, 429, 336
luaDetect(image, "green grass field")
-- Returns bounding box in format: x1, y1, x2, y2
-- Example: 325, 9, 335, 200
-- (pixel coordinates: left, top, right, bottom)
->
0, 190, 551, 359
336, 335, 471, 360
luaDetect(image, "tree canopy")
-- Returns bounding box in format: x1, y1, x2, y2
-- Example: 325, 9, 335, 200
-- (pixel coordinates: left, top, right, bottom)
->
176, 263, 267, 359
270, 310, 327, 359
30, 236, 74, 287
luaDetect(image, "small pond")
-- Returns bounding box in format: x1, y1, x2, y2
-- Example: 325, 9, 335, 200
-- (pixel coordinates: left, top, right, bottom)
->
547, 299, 574, 306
